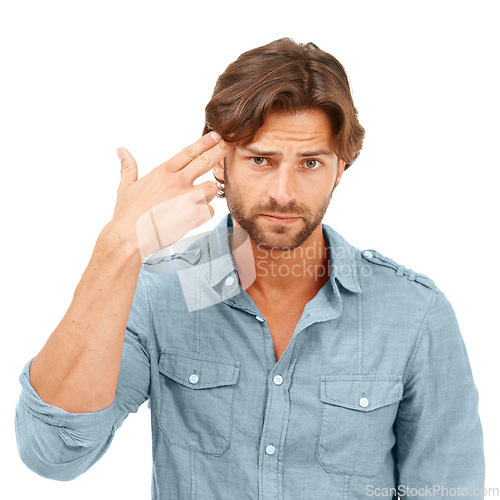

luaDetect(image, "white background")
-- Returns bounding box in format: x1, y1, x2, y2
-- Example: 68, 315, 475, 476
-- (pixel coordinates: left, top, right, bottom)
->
1, 1, 498, 498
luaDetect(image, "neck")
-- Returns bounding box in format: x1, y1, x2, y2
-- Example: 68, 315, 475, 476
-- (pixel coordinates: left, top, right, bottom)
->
229, 220, 331, 298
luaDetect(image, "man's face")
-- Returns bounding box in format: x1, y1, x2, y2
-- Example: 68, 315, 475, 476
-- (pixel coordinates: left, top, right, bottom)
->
214, 108, 345, 251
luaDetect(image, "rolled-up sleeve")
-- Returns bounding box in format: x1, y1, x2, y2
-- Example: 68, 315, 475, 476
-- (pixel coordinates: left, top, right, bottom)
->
395, 289, 485, 498
14, 268, 152, 481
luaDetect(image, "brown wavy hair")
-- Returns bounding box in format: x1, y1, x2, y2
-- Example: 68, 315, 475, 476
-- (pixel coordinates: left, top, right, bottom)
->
202, 37, 365, 198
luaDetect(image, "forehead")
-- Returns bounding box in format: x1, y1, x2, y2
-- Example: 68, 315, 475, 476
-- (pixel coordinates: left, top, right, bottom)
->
249, 109, 335, 147
237, 109, 336, 157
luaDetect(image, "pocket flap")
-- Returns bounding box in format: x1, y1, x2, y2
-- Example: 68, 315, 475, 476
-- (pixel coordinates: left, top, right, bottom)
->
159, 349, 240, 389
320, 374, 403, 411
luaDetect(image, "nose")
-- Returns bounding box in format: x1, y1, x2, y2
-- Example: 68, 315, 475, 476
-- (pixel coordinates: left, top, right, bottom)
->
266, 164, 297, 206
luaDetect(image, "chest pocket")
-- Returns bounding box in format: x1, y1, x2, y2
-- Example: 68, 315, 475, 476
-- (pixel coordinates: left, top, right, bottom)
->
157, 348, 240, 456
315, 374, 403, 477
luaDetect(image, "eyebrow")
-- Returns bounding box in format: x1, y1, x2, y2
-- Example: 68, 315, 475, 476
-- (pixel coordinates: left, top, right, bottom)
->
242, 146, 335, 157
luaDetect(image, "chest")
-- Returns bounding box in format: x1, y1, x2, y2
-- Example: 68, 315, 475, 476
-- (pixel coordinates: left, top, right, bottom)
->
268, 316, 302, 361
252, 300, 307, 362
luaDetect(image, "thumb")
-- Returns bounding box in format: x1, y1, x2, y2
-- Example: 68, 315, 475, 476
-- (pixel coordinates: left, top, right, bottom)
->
117, 147, 138, 186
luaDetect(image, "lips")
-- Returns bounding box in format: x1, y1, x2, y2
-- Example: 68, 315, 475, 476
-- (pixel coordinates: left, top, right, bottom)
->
260, 214, 301, 225
262, 214, 298, 219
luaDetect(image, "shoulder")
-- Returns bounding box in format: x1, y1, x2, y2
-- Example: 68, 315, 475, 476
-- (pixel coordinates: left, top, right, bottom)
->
359, 248, 438, 293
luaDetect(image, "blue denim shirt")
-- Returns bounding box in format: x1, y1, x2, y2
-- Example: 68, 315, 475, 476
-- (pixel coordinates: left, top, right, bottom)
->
15, 211, 485, 499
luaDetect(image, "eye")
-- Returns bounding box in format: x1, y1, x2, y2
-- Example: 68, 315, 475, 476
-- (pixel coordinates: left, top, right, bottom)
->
302, 159, 322, 170
248, 157, 323, 171
249, 157, 270, 167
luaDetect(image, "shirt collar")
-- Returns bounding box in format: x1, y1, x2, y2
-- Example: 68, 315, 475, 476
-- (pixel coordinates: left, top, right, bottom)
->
205, 212, 362, 294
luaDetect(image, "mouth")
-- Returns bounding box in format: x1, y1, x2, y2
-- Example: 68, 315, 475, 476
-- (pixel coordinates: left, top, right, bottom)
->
260, 214, 301, 224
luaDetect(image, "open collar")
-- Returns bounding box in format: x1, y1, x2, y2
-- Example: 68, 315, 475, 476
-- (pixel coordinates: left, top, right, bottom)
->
206, 212, 362, 295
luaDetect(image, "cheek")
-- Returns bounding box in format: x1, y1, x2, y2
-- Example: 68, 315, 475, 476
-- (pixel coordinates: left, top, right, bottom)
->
324, 170, 336, 190
228, 160, 260, 185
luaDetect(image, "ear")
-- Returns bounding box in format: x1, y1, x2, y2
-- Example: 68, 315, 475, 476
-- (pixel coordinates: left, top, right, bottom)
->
334, 158, 346, 187
213, 157, 225, 183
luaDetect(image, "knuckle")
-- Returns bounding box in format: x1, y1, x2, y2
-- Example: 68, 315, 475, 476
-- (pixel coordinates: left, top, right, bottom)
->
197, 152, 211, 165
175, 169, 190, 186
151, 167, 163, 181
182, 147, 197, 161
216, 140, 228, 151
158, 160, 174, 174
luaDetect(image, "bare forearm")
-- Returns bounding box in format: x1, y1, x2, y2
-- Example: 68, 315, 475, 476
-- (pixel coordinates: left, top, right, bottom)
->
29, 222, 143, 413
27, 131, 229, 414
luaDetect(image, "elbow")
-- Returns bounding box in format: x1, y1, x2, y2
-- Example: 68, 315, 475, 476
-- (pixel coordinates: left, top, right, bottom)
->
17, 440, 82, 482
15, 403, 88, 481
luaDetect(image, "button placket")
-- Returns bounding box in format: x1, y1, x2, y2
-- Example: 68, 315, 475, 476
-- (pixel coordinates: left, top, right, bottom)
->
265, 444, 276, 455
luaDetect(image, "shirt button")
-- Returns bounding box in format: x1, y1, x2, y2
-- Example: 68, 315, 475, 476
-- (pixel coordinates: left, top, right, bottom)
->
363, 250, 373, 259
224, 276, 235, 286
188, 374, 199, 384
265, 444, 276, 455
273, 375, 283, 385
359, 397, 369, 408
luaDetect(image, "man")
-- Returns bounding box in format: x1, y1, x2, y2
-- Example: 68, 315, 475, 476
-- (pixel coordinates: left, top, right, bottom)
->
15, 38, 485, 499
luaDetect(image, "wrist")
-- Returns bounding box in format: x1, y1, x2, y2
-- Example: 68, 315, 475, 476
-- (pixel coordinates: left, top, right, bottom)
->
98, 220, 141, 266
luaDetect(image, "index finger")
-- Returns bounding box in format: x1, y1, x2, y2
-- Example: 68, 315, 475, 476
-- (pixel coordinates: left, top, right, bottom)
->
161, 131, 232, 173
181, 138, 237, 184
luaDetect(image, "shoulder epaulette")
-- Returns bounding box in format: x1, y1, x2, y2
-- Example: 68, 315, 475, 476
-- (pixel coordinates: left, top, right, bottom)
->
360, 249, 437, 291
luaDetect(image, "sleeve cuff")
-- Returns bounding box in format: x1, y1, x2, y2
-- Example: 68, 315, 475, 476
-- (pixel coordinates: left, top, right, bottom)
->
18, 357, 117, 441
